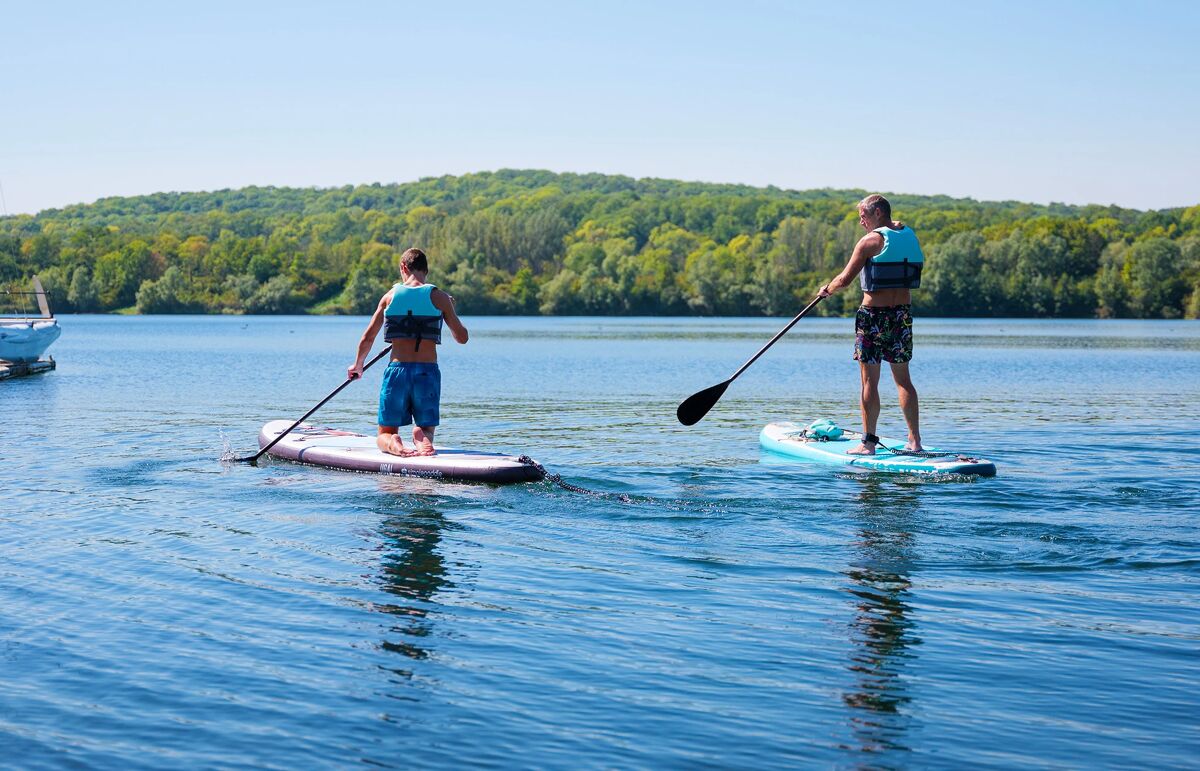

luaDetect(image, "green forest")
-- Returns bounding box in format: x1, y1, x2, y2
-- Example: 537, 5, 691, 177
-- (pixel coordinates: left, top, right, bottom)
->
2, 169, 1198, 318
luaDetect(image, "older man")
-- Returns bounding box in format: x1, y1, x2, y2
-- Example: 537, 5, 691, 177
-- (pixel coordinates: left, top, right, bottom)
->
818, 195, 925, 455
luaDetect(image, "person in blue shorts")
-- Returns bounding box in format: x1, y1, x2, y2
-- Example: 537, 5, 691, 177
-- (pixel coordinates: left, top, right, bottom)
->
818, 195, 925, 455
347, 248, 469, 457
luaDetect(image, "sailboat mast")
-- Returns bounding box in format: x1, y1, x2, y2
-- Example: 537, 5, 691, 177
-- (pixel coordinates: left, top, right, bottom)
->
32, 277, 52, 318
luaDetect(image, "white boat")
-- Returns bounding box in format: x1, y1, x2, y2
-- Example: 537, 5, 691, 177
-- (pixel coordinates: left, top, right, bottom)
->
0, 277, 62, 363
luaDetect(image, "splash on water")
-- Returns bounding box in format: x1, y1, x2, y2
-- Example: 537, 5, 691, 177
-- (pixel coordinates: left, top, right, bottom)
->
218, 428, 240, 463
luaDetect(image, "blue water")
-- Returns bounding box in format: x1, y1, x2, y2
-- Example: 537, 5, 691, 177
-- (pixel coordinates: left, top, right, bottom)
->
2, 315, 1198, 768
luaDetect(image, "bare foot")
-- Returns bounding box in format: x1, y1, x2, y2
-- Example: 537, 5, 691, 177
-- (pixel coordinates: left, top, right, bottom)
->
411, 427, 436, 456
846, 442, 876, 456
378, 436, 416, 457
905, 442, 924, 452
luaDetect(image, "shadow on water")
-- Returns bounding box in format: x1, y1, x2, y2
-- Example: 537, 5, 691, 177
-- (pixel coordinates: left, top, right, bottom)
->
370, 504, 454, 678
841, 476, 923, 759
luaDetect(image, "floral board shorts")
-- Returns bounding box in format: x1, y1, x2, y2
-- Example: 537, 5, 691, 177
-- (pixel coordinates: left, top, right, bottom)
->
854, 305, 913, 364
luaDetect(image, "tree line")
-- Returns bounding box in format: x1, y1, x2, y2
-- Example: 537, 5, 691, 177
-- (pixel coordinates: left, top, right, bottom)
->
2, 169, 1197, 318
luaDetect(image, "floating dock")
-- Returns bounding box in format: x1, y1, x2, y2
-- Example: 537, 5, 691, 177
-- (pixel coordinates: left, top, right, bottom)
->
0, 357, 55, 380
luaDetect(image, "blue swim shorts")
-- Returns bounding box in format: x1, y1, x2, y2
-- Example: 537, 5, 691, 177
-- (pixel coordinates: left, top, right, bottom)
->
378, 362, 441, 427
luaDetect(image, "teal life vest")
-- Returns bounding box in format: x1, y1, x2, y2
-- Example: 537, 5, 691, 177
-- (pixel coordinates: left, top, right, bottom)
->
860, 226, 924, 291
383, 283, 443, 349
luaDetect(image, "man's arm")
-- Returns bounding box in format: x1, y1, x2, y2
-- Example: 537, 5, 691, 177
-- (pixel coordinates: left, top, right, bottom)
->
431, 289, 468, 344
347, 292, 390, 379
819, 232, 884, 296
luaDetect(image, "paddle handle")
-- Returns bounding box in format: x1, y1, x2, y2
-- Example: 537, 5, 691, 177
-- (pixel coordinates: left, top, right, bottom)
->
727, 294, 823, 382
241, 345, 392, 464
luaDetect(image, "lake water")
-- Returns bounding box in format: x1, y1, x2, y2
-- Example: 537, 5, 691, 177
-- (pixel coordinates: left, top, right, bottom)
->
2, 315, 1198, 768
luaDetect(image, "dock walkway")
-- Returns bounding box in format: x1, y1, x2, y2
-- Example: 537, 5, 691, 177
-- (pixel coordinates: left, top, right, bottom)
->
0, 358, 56, 380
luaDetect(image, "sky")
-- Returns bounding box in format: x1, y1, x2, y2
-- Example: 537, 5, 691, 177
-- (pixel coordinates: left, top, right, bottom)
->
1, 0, 1197, 214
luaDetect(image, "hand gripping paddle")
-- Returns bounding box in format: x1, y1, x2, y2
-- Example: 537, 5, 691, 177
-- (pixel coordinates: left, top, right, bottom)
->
234, 345, 392, 464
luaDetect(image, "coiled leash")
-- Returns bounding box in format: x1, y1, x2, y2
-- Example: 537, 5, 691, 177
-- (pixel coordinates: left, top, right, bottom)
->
518, 456, 634, 503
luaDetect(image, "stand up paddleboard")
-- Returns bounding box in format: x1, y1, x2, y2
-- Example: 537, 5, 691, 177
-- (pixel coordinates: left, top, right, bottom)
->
760, 420, 996, 477
258, 420, 545, 484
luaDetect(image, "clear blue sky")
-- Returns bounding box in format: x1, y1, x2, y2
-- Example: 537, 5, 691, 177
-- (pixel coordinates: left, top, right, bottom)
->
1, 0, 1196, 214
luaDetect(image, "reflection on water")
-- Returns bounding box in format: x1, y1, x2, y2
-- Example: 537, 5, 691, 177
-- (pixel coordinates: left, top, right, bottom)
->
842, 478, 922, 757
372, 507, 451, 674
1, 316, 1195, 768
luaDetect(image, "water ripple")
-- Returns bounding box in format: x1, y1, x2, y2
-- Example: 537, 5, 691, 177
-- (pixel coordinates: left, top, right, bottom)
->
1, 316, 1197, 768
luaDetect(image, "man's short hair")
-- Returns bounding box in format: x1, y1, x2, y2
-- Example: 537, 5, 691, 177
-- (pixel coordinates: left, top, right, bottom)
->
858, 194, 892, 220
400, 247, 428, 273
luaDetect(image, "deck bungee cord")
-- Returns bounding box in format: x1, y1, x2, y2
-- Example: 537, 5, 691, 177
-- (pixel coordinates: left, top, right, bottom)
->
785, 424, 984, 463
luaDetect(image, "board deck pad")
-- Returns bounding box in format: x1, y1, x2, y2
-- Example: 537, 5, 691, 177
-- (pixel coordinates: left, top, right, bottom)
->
258, 420, 545, 484
760, 421, 996, 476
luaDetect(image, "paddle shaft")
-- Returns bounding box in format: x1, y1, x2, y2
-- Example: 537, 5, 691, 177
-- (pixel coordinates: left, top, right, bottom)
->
238, 345, 392, 464
675, 294, 825, 425
727, 294, 823, 383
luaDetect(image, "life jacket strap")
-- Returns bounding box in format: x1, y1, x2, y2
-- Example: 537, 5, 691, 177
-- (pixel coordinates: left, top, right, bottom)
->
383, 311, 443, 345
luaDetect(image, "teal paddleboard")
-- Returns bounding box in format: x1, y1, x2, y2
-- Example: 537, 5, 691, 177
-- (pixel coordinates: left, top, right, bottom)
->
760, 421, 996, 476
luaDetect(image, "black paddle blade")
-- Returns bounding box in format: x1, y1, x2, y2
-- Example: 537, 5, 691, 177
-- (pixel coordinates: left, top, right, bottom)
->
676, 380, 731, 426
